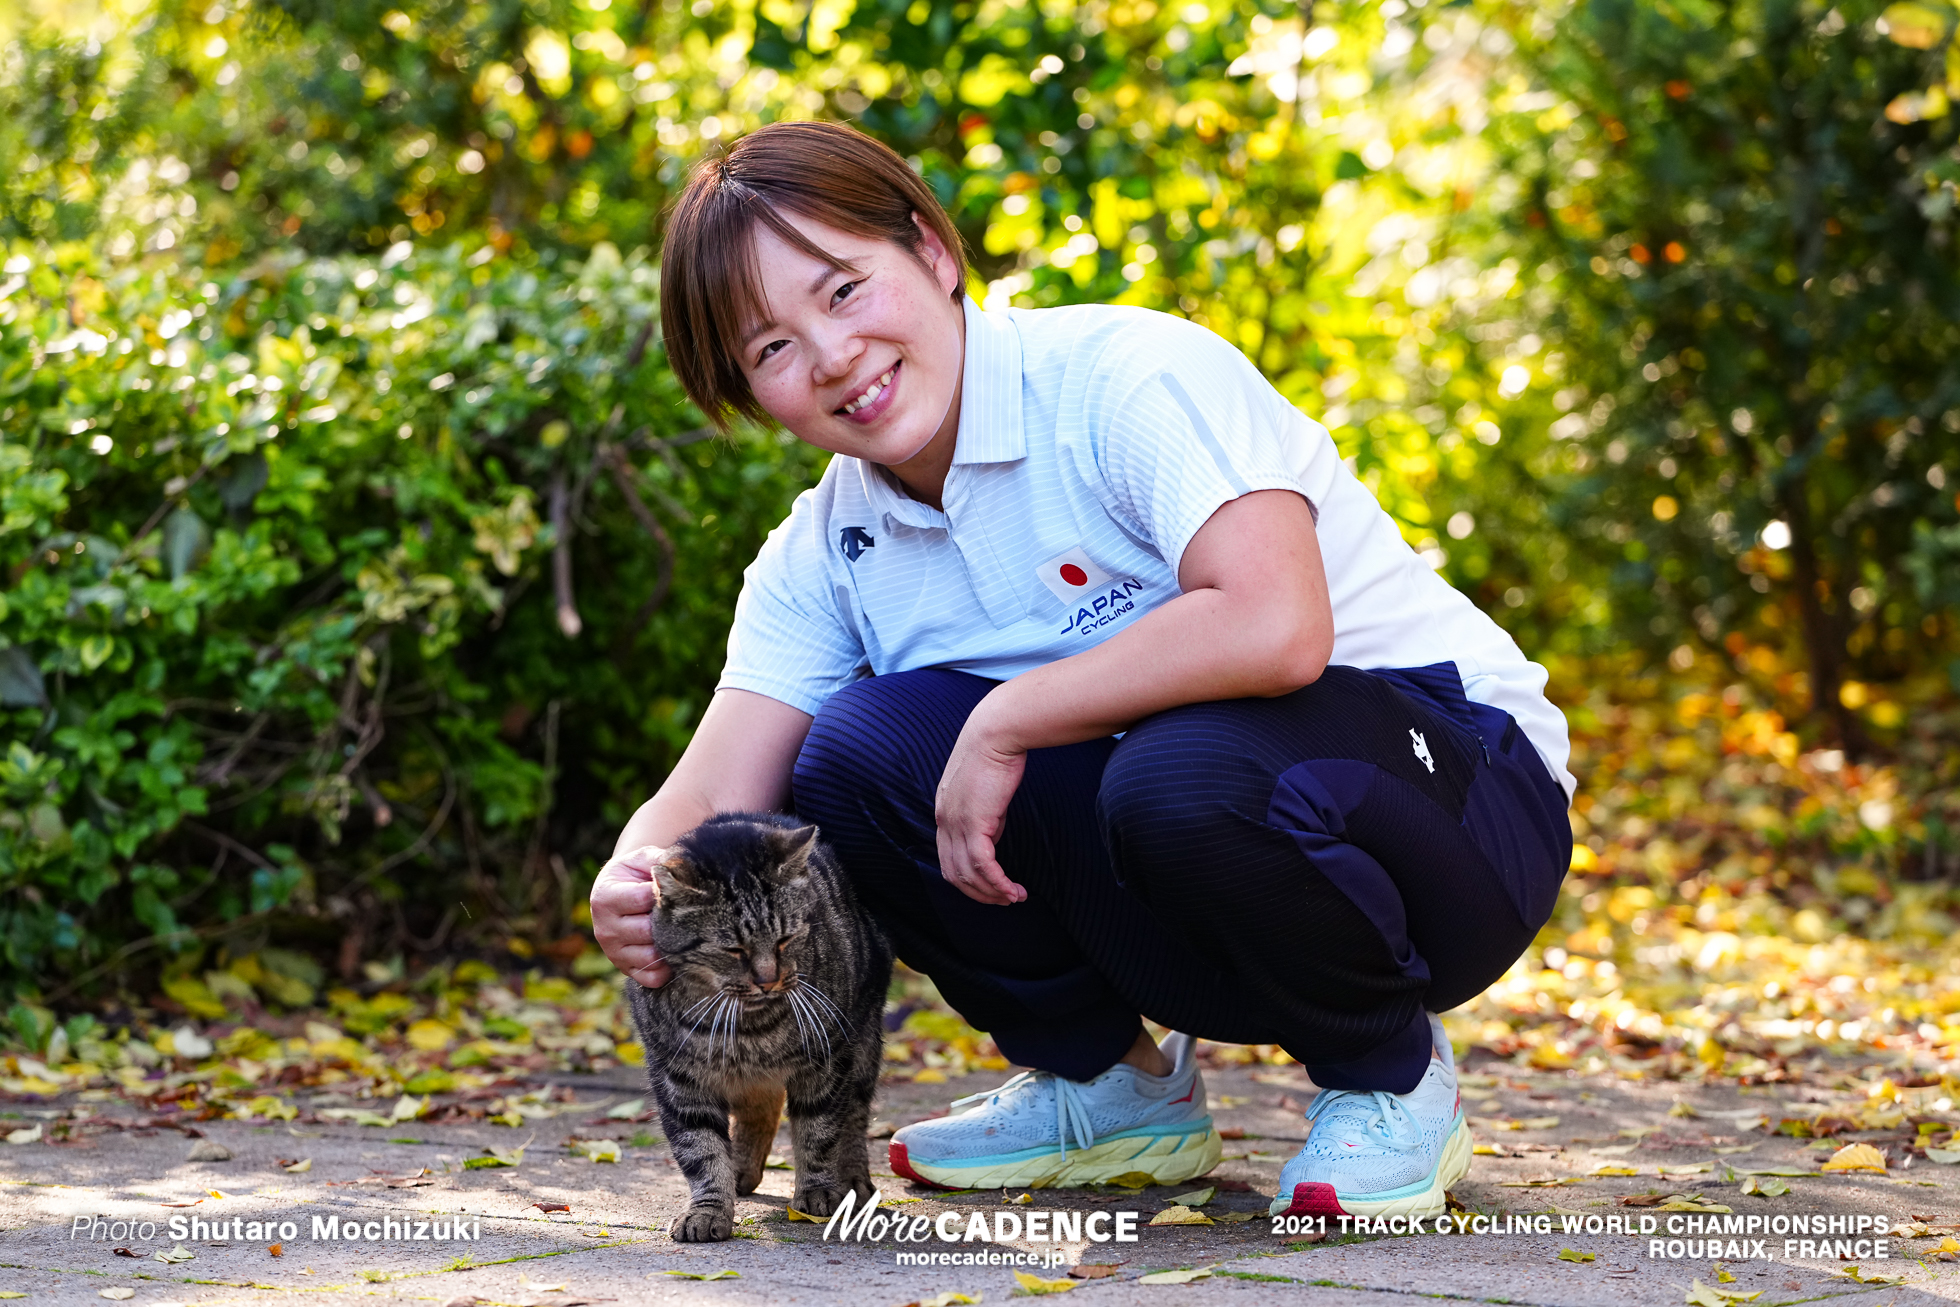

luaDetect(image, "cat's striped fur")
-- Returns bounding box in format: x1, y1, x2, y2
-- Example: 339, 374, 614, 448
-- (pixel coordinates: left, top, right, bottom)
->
628, 813, 892, 1242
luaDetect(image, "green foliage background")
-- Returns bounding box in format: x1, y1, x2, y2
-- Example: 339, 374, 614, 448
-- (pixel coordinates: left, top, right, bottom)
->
3, 0, 1958, 1006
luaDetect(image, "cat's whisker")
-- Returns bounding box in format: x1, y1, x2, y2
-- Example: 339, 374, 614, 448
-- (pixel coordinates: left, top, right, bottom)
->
678, 992, 720, 1050
713, 994, 737, 1062
795, 978, 849, 1033
788, 987, 833, 1059
723, 993, 744, 1062
785, 989, 812, 1057
801, 990, 835, 1059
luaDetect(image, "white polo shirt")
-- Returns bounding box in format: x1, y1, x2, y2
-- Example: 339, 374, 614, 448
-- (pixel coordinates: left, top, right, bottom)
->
718, 298, 1574, 798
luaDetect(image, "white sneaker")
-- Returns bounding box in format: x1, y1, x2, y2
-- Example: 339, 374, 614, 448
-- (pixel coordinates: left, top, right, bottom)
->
890, 1033, 1222, 1190
1269, 1015, 1471, 1219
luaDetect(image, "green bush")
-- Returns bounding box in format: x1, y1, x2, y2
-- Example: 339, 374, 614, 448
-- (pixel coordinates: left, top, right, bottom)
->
0, 237, 824, 1002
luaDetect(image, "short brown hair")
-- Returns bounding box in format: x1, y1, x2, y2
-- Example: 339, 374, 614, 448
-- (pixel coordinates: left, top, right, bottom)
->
659, 120, 969, 429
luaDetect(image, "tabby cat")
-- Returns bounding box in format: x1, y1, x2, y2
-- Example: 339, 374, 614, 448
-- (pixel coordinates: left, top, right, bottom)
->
627, 812, 893, 1242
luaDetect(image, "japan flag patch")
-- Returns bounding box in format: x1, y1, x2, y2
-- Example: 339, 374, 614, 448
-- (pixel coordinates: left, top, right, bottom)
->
1034, 546, 1113, 604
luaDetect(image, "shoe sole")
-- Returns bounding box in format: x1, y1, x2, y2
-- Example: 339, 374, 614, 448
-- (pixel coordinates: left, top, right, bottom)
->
1271, 1116, 1472, 1220
890, 1123, 1223, 1191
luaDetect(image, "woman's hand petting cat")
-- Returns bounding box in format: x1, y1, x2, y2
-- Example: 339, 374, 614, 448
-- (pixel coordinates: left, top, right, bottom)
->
591, 845, 673, 988
934, 719, 1029, 906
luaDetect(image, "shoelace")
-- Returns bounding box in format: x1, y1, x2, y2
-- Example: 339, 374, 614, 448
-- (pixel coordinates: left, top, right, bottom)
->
949, 1071, 1100, 1158
1303, 1088, 1421, 1152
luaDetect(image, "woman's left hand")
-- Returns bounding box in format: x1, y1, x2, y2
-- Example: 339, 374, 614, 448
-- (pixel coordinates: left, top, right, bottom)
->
934, 713, 1029, 906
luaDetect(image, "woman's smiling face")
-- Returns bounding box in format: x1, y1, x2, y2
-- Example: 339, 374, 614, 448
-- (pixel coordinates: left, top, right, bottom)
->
739, 210, 966, 503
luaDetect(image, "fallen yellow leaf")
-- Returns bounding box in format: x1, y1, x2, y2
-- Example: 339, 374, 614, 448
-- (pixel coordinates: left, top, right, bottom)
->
1819, 1143, 1887, 1174
1103, 1171, 1157, 1189
1011, 1269, 1078, 1294
1149, 1205, 1213, 1226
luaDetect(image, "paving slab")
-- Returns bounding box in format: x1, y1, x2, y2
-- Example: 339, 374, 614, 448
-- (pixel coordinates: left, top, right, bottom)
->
8, 1052, 1960, 1306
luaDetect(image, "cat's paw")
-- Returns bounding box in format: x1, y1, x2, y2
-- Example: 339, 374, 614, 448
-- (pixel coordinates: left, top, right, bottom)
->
789, 1184, 844, 1219
670, 1207, 732, 1242
790, 1174, 871, 1219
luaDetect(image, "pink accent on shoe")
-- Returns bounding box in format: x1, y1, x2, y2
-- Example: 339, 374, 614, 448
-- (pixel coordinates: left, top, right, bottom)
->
1278, 1181, 1348, 1218
888, 1141, 949, 1188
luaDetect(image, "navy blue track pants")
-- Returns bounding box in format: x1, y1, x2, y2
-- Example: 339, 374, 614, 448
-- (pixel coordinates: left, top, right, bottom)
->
791, 663, 1572, 1094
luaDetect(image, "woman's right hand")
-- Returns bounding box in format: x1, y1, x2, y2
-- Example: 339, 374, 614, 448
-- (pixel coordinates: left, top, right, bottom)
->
590, 845, 673, 989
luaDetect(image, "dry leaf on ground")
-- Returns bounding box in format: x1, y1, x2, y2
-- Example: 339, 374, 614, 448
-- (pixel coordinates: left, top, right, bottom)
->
1103, 1171, 1157, 1189
572, 1139, 620, 1163
1137, 1266, 1214, 1285
1819, 1143, 1888, 1173
1011, 1269, 1077, 1295
1149, 1206, 1213, 1225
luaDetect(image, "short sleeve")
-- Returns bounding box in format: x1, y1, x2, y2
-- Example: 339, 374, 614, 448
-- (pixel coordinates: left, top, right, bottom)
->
717, 487, 868, 717
1084, 316, 1340, 581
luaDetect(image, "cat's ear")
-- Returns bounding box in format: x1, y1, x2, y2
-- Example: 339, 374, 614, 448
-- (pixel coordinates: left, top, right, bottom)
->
764, 824, 820, 885
650, 849, 710, 909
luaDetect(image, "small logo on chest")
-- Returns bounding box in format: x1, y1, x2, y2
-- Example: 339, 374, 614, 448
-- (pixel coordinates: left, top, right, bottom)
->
1034, 546, 1112, 603
1037, 546, 1148, 637
1410, 729, 1434, 774
839, 526, 876, 562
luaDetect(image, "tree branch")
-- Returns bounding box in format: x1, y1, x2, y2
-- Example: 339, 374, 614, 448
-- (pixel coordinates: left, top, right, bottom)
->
549, 468, 582, 638
602, 445, 677, 661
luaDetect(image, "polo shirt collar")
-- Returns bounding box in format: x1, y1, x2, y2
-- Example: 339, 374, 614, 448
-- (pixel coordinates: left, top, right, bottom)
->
852, 297, 1024, 529
951, 296, 1025, 466
855, 455, 942, 530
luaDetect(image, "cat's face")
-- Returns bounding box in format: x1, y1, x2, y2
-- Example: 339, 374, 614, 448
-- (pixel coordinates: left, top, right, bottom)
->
649, 823, 822, 1006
